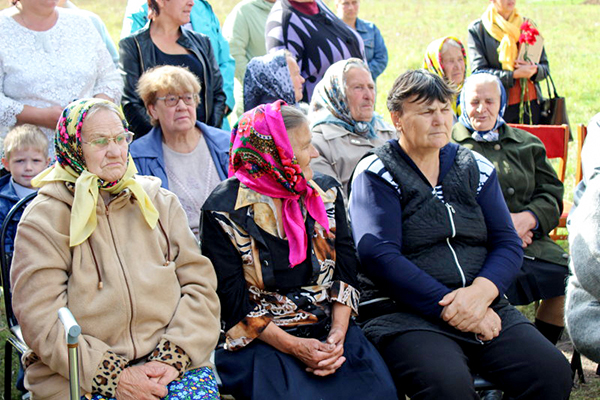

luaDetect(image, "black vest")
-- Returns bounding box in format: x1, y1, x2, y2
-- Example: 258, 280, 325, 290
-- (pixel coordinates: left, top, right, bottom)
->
373, 142, 488, 290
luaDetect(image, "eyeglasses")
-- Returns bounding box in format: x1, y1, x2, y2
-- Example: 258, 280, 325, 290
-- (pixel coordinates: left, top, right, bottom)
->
156, 93, 199, 107
82, 132, 134, 149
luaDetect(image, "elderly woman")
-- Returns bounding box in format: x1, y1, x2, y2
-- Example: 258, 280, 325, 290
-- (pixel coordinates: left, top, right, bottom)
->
349, 70, 571, 399
452, 73, 569, 346
566, 176, 600, 364
468, 0, 549, 124
0, 0, 121, 156
200, 101, 397, 400
130, 65, 229, 238
265, 0, 365, 102
423, 36, 467, 120
10, 99, 221, 399
119, 0, 226, 137
310, 58, 396, 195
243, 49, 305, 112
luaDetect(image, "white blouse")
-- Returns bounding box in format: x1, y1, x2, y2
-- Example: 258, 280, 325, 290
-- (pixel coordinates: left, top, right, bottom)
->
0, 7, 122, 154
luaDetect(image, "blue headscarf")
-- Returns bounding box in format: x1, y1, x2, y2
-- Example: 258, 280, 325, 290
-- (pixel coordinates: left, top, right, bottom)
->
310, 58, 381, 139
243, 50, 296, 112
458, 72, 507, 142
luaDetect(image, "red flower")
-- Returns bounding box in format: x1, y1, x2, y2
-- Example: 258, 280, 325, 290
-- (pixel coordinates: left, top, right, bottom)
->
519, 20, 539, 45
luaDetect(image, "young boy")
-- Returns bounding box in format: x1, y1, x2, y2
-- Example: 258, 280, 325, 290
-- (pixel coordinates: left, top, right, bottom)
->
0, 124, 51, 249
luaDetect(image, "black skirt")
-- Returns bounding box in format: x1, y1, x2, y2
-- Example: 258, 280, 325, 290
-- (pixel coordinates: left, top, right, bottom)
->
505, 257, 569, 305
215, 322, 398, 400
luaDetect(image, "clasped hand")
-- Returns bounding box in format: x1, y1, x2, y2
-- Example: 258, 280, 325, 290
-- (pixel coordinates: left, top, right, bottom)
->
513, 59, 538, 80
115, 361, 179, 400
511, 211, 537, 248
291, 326, 346, 376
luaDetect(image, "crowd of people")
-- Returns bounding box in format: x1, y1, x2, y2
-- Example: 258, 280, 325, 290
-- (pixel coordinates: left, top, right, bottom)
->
0, 0, 596, 399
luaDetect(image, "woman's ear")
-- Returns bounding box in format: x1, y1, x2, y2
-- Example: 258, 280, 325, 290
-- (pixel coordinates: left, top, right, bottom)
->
390, 111, 402, 132
147, 103, 158, 121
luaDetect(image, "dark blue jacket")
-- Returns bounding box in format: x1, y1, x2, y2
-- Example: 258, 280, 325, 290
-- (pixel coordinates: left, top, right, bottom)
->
130, 121, 230, 190
0, 175, 21, 252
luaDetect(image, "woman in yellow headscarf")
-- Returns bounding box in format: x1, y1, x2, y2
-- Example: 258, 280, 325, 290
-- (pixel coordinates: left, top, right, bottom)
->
467, 0, 549, 124
423, 36, 467, 120
10, 98, 221, 400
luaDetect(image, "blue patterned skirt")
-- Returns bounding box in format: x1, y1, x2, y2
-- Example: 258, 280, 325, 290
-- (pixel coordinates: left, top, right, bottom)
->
84, 366, 219, 400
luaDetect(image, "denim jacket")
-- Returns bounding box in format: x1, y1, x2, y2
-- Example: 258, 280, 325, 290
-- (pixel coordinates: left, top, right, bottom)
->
130, 121, 230, 190
355, 18, 388, 81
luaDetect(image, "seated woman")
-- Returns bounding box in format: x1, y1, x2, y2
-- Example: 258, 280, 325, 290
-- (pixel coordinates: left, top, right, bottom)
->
243, 49, 305, 112
423, 36, 467, 121
130, 65, 229, 238
349, 70, 571, 399
452, 73, 569, 346
119, 0, 226, 137
200, 101, 397, 400
10, 99, 221, 399
310, 58, 396, 195
566, 175, 600, 364
467, 0, 549, 124
265, 0, 365, 102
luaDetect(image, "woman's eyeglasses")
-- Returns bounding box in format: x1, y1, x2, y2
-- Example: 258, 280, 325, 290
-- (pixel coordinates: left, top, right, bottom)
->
83, 132, 134, 149
156, 93, 199, 107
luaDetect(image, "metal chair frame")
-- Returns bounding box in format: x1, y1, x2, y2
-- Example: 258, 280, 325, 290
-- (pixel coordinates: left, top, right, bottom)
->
1, 192, 37, 399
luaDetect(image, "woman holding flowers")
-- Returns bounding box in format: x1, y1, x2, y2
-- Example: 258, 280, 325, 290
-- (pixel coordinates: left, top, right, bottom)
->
467, 0, 549, 124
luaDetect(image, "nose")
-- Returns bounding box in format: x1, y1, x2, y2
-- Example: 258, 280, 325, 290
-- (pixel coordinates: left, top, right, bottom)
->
299, 75, 306, 84
309, 144, 319, 159
476, 103, 485, 113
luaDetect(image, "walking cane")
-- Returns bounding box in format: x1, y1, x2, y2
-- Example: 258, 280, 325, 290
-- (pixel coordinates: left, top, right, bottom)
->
58, 307, 82, 400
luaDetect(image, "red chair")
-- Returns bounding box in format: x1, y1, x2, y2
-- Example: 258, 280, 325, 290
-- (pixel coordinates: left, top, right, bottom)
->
507, 124, 569, 241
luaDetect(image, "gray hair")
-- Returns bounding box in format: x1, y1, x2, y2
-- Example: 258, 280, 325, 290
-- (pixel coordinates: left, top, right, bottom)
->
281, 105, 308, 133
462, 73, 502, 100
85, 101, 124, 122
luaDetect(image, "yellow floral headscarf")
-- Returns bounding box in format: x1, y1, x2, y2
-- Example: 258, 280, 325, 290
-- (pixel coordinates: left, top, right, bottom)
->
32, 99, 159, 247
422, 36, 467, 116
481, 3, 523, 71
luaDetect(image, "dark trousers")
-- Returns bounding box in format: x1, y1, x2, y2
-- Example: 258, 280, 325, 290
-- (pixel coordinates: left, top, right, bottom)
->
378, 323, 571, 400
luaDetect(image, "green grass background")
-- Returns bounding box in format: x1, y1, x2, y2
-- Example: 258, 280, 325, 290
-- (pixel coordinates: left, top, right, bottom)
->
1, 0, 599, 398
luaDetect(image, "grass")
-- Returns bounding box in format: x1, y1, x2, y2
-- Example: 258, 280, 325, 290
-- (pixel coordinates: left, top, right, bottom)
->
1, 0, 599, 398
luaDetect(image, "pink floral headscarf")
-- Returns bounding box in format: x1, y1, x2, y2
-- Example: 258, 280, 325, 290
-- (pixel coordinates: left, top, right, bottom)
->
229, 101, 329, 267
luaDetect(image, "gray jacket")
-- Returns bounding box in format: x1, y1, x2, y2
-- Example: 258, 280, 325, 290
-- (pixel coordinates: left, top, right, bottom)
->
566, 175, 600, 363
311, 120, 396, 197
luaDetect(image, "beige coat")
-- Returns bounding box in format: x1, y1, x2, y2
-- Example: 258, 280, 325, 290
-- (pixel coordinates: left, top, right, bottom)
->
311, 120, 397, 196
10, 175, 220, 400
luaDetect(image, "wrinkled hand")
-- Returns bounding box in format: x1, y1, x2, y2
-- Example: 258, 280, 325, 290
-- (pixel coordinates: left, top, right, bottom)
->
510, 212, 537, 248
439, 278, 499, 332
115, 364, 170, 400
291, 336, 345, 376
513, 60, 538, 79
475, 308, 502, 342
305, 326, 347, 376
144, 361, 179, 385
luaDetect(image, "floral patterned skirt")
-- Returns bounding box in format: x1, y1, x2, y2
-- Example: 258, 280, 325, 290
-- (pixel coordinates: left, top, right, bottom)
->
83, 366, 219, 400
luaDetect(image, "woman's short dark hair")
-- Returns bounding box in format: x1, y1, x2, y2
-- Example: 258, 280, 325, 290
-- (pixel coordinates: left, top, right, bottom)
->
148, 0, 160, 17
387, 69, 456, 116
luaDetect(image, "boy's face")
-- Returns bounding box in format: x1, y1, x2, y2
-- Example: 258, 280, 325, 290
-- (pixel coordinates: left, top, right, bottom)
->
2, 148, 50, 189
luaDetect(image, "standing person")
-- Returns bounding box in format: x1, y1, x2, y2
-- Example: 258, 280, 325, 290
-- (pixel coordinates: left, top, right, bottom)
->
200, 101, 397, 400
0, 0, 122, 157
120, 0, 233, 130
57, 0, 119, 67
452, 73, 568, 346
423, 36, 467, 121
11, 98, 221, 399
310, 58, 395, 196
265, 0, 365, 103
334, 0, 388, 83
130, 65, 229, 238
120, 0, 226, 138
223, 0, 276, 121
349, 69, 571, 399
467, 0, 549, 124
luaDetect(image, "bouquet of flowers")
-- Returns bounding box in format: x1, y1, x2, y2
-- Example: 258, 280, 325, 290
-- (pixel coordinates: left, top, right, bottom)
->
518, 20, 540, 124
